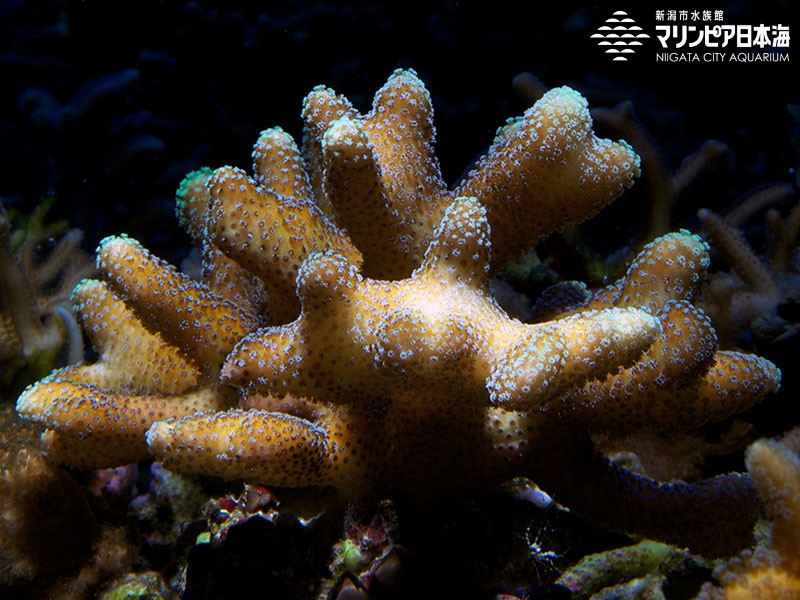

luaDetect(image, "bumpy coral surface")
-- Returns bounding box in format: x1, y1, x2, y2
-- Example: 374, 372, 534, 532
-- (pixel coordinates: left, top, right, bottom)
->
16, 69, 781, 556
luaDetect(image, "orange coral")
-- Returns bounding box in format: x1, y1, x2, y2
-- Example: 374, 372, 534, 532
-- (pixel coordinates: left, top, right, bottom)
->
15, 242, 251, 467
15, 70, 781, 557
145, 222, 778, 556
149, 197, 661, 496
205, 165, 361, 323
549, 233, 780, 433
18, 69, 640, 468
510, 71, 729, 280
301, 71, 639, 278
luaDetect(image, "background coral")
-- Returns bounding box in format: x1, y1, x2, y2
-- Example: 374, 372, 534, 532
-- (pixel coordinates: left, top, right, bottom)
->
0, 405, 134, 599
696, 435, 800, 599
0, 200, 93, 392
698, 187, 800, 348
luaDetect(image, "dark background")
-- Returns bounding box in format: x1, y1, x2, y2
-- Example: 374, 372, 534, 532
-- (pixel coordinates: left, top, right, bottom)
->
1, 0, 796, 263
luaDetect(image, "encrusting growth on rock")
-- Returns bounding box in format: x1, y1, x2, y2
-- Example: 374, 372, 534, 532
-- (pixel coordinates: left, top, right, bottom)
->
15, 69, 781, 558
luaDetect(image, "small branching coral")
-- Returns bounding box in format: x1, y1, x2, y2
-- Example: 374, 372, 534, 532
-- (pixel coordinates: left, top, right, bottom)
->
16, 69, 781, 558
0, 199, 94, 389
696, 434, 800, 599
698, 184, 800, 347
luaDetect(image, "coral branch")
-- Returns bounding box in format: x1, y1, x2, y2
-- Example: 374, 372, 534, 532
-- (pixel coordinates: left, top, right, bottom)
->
17, 379, 228, 468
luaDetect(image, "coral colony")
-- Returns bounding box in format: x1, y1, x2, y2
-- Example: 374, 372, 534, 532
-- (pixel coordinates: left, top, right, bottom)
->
11, 69, 794, 593
0, 201, 94, 387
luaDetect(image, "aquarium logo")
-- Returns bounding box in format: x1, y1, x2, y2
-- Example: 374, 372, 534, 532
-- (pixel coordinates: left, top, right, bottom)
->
591, 11, 651, 61
653, 10, 791, 63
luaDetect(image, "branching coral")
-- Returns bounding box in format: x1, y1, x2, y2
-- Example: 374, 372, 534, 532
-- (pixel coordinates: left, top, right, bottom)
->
0, 200, 94, 388
514, 72, 800, 351
150, 196, 662, 496
16, 69, 781, 558
15, 247, 250, 467
695, 435, 800, 599
698, 185, 800, 346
